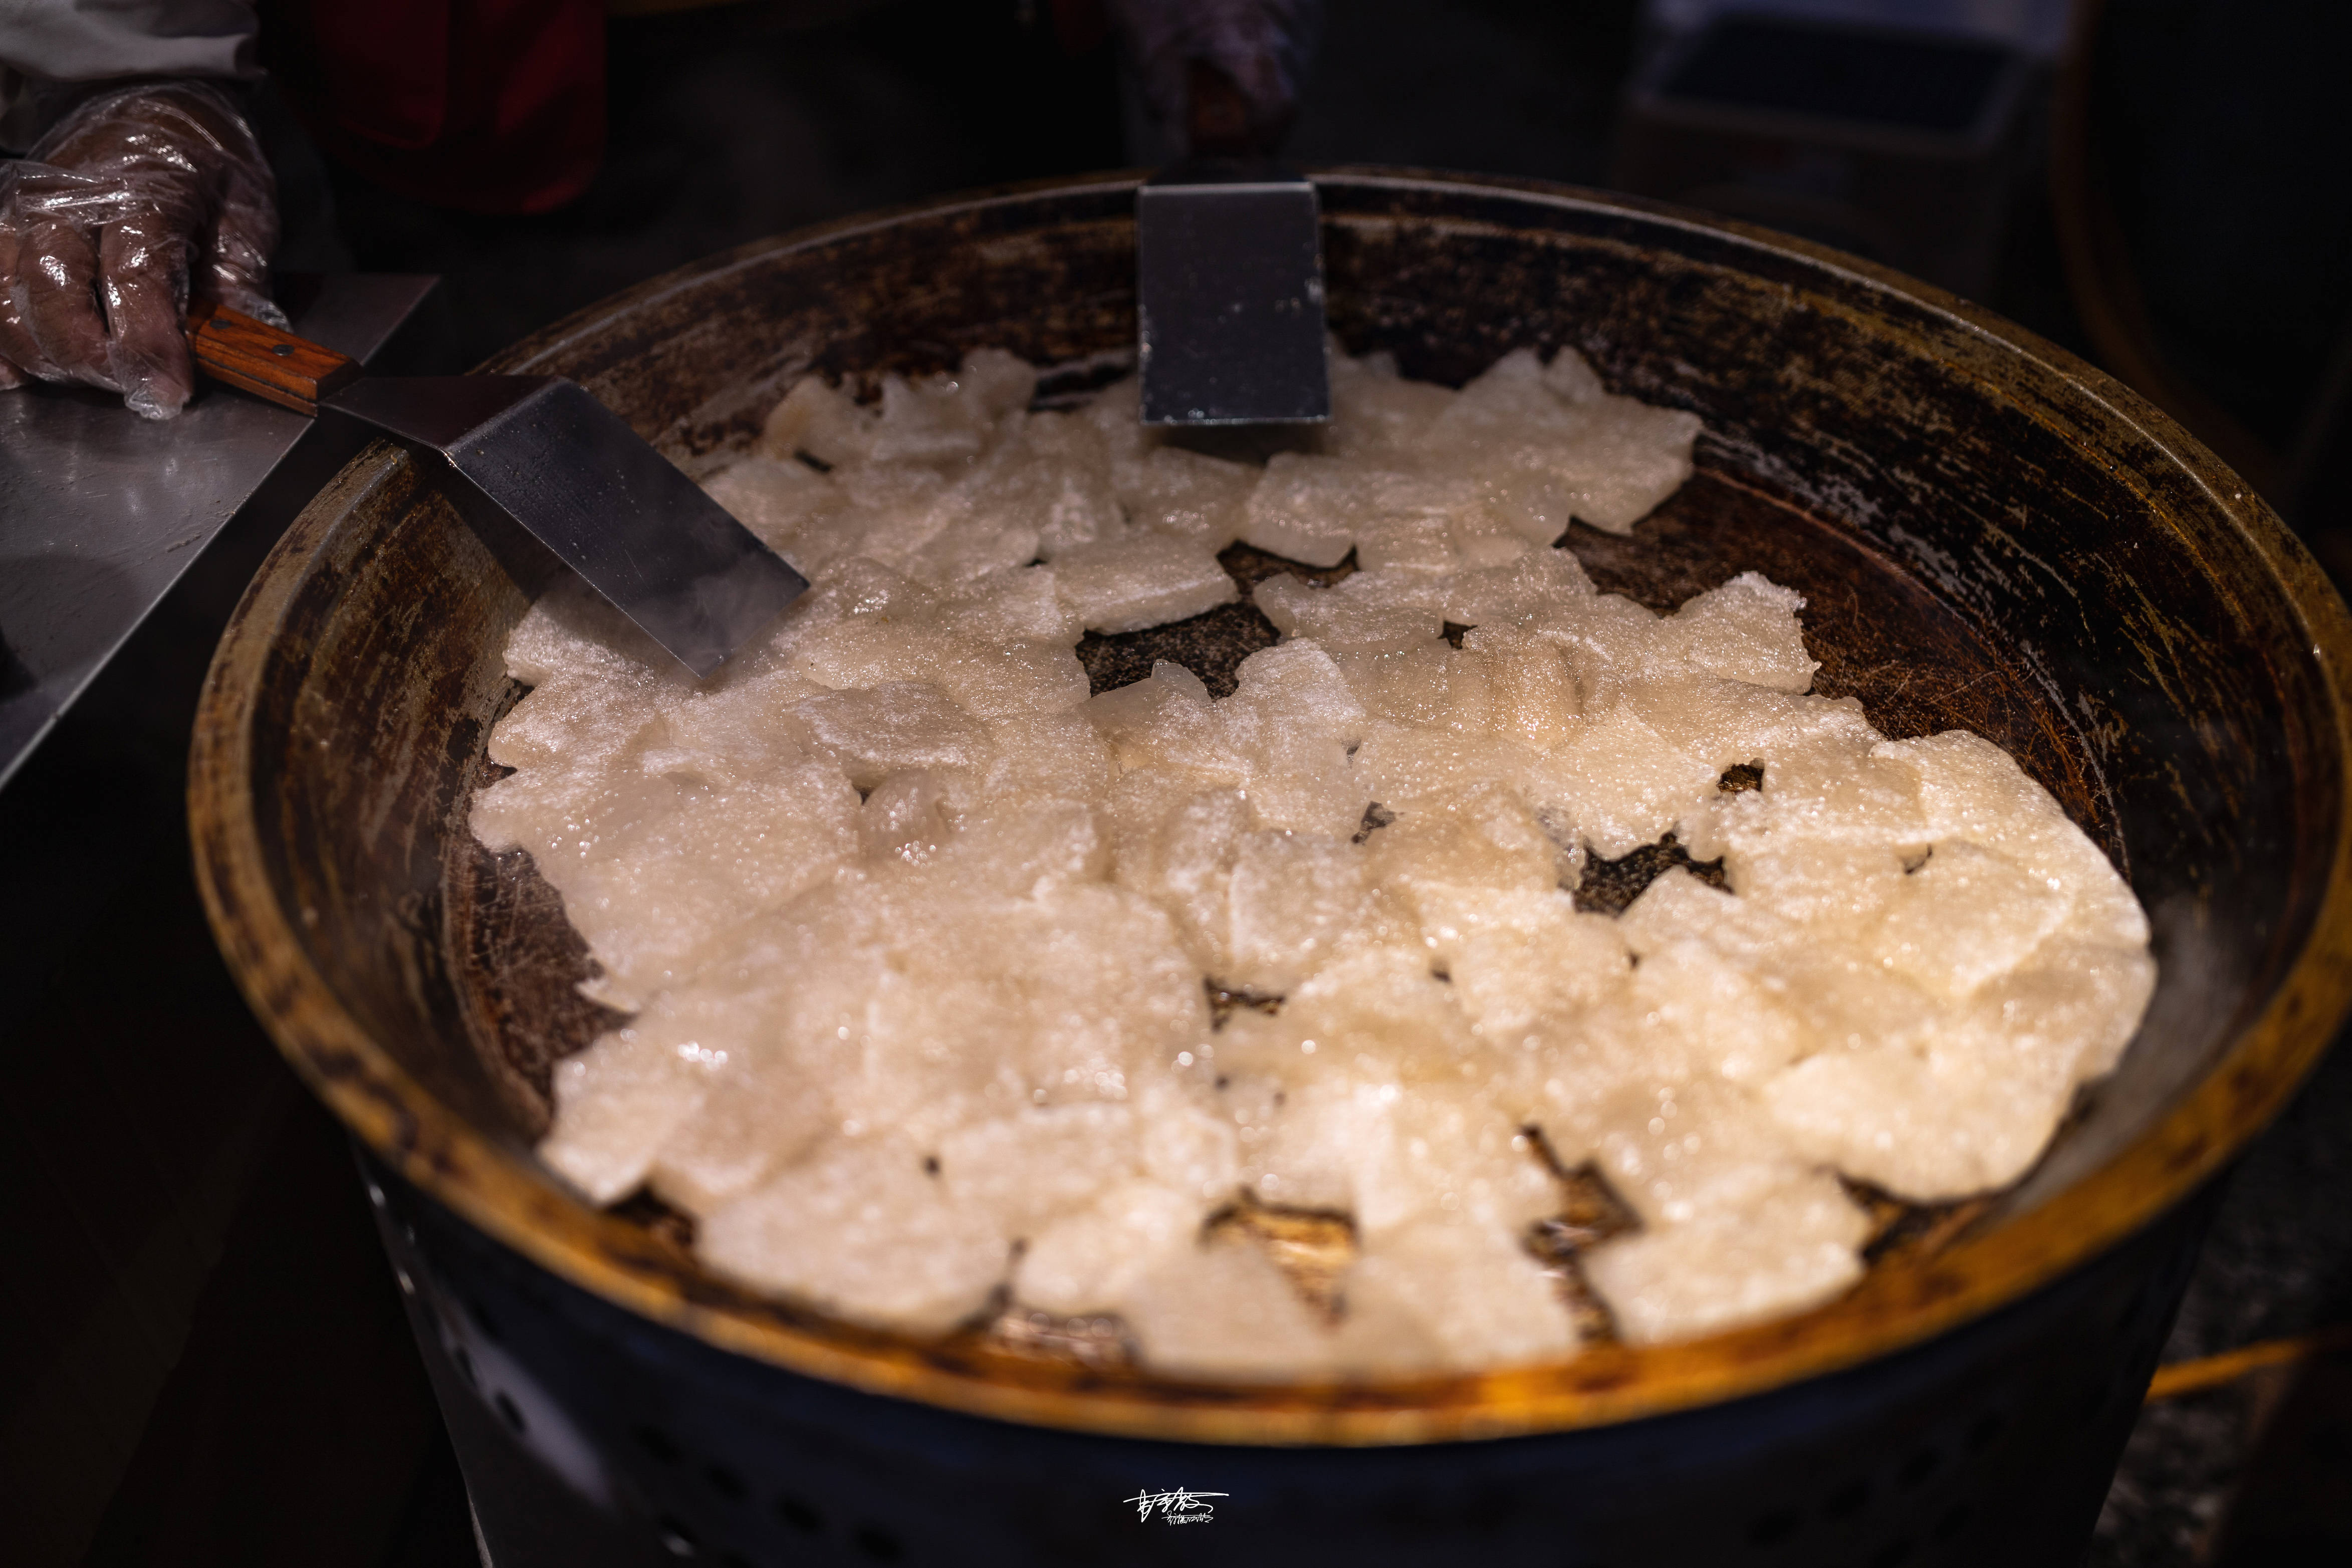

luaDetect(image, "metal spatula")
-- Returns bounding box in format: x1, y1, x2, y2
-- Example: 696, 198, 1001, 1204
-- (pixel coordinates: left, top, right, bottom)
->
186, 302, 807, 678
1136, 64, 1329, 427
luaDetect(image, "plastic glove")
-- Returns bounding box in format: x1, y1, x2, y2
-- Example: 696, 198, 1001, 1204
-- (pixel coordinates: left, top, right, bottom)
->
1108, 0, 1323, 156
0, 82, 283, 419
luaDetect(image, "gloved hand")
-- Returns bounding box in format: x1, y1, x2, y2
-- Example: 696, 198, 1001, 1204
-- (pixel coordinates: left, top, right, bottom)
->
1108, 0, 1323, 156
0, 81, 283, 419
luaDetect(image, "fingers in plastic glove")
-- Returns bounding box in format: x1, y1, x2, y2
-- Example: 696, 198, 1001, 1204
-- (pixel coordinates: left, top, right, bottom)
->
18, 217, 121, 393
0, 82, 287, 408
201, 141, 287, 329
0, 227, 41, 383
99, 207, 196, 419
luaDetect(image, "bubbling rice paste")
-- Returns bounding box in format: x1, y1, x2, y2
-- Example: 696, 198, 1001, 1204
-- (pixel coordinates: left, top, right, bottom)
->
473, 343, 2154, 1377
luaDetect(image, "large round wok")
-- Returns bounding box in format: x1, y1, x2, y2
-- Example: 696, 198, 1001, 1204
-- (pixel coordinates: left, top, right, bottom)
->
189, 171, 2352, 1567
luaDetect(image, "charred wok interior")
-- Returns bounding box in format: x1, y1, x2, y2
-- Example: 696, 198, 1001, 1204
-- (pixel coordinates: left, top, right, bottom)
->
191, 174, 2352, 1564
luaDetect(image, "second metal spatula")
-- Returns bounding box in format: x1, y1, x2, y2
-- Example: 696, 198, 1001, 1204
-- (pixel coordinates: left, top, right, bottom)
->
1136, 63, 1330, 427
186, 302, 807, 678
1137, 162, 1328, 426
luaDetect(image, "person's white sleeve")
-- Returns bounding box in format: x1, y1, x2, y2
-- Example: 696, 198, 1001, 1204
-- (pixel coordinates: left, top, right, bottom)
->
0, 1, 260, 149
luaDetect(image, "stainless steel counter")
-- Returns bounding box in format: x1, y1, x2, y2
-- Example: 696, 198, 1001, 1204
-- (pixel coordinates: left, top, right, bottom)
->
0, 275, 439, 791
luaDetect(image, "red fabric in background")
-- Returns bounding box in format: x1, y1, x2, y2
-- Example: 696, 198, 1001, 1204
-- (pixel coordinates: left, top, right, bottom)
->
1051, 0, 1110, 58
264, 0, 606, 215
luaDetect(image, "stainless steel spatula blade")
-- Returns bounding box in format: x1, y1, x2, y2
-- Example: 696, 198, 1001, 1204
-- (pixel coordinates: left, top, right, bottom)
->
185, 302, 806, 680
326, 376, 808, 679
1136, 164, 1330, 426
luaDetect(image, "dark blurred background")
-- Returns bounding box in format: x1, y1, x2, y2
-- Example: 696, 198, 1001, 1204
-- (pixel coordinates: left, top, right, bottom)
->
5, 2, 2349, 1563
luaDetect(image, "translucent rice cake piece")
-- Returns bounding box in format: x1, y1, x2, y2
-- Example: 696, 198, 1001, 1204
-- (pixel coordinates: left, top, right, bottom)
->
789, 612, 956, 693
1541, 344, 1608, 404
1240, 452, 1366, 567
476, 670, 674, 817
1107, 783, 1252, 971
866, 371, 994, 466
1657, 572, 1819, 693
1636, 684, 1883, 809
1350, 724, 1543, 811
949, 899, 1206, 1099
959, 417, 1119, 563
759, 375, 877, 468
1876, 730, 2150, 948
1460, 626, 1583, 752
1368, 788, 1563, 903
1628, 936, 1809, 1089
481, 761, 862, 1009
938, 640, 1091, 721
648, 1049, 842, 1217
951, 347, 1042, 423
1114, 444, 1254, 551
1535, 575, 1816, 716
933, 566, 1082, 647
859, 769, 957, 866
1322, 347, 1459, 458
1687, 742, 1928, 932
1866, 840, 2072, 996
1256, 571, 1443, 655
1111, 1233, 1341, 1380
1617, 870, 1944, 1068
922, 796, 1111, 893
766, 875, 1203, 1135
1576, 1079, 1869, 1342
1076, 372, 1150, 464
934, 1102, 1143, 1233
1085, 661, 1249, 782
1052, 532, 1238, 633
538, 886, 884, 1206
632, 667, 826, 788
1280, 945, 1483, 1086
1531, 394, 1703, 534
1331, 470, 1522, 574
1014, 1180, 1205, 1315
791, 589, 1086, 721
1437, 546, 1596, 629
1764, 939, 2154, 1199
793, 681, 992, 790
820, 468, 958, 571
1420, 348, 1701, 536
1526, 703, 1722, 858
1344, 1081, 1562, 1241
1408, 886, 1630, 1045
1222, 830, 1372, 993
1415, 350, 1570, 457
1581, 1181, 1868, 1344
1217, 642, 1372, 835
1337, 1216, 1580, 1372
1524, 591, 1673, 710
539, 1020, 725, 1206
903, 493, 1042, 585
699, 1135, 1013, 1334
702, 454, 854, 572
978, 709, 1115, 806
1136, 1081, 1243, 1200
1333, 643, 1495, 734
1220, 1028, 1557, 1239
1223, 638, 1367, 742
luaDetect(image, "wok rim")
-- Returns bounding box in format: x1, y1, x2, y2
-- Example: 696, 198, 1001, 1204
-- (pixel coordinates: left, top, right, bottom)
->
190, 168, 2352, 1446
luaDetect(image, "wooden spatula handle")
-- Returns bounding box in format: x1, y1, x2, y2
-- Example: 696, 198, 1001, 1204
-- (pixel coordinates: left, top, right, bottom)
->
185, 299, 363, 416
